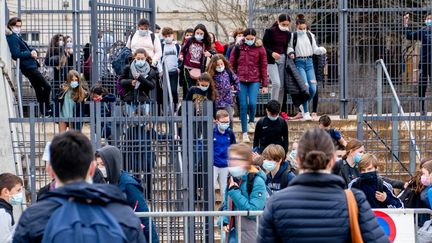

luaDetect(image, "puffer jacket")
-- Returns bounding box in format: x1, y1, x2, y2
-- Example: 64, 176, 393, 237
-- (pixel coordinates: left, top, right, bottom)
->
284, 57, 310, 107
229, 40, 268, 87
120, 64, 158, 103
313, 53, 326, 83
257, 172, 390, 243
5, 28, 39, 71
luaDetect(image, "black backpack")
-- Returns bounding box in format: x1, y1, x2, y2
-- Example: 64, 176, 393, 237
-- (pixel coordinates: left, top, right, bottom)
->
246, 171, 272, 198
279, 163, 296, 189
398, 187, 422, 208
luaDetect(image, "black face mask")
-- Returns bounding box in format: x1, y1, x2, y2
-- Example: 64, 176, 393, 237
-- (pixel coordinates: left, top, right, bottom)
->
360, 170, 378, 180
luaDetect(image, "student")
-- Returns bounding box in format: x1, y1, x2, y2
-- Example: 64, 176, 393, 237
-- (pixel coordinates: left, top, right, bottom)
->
120, 48, 158, 116
221, 143, 267, 242
257, 128, 389, 243
349, 153, 403, 208
319, 115, 347, 152
253, 100, 289, 154
225, 28, 245, 60
161, 27, 181, 111
6, 17, 52, 116
207, 54, 240, 123
331, 139, 364, 188
56, 70, 89, 133
181, 28, 194, 46
185, 72, 217, 116
0, 173, 23, 243
13, 131, 146, 243
90, 84, 116, 139
209, 32, 225, 54
230, 28, 268, 143
96, 145, 159, 243
261, 144, 295, 193
420, 160, 432, 209
154, 24, 162, 40
213, 110, 236, 201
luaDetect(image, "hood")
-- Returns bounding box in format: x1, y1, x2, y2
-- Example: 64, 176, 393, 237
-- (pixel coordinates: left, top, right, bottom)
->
5, 28, 13, 36
97, 145, 122, 184
41, 182, 127, 205
246, 166, 267, 181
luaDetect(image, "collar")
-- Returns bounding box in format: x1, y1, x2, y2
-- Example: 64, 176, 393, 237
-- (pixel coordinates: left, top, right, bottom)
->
0, 198, 12, 211
289, 172, 346, 189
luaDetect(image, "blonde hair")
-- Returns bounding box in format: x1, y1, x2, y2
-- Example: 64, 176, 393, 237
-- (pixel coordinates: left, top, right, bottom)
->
65, 70, 88, 102
216, 109, 229, 120
262, 144, 286, 162
358, 153, 378, 172
228, 143, 252, 165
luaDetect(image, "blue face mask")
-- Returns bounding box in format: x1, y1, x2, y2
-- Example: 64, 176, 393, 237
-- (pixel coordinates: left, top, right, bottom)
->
263, 160, 277, 172
135, 60, 146, 68
195, 34, 204, 41
218, 122, 230, 131
228, 166, 247, 178
70, 81, 79, 89
354, 153, 362, 165
198, 86, 209, 92
138, 29, 149, 37
10, 192, 23, 205
289, 149, 297, 160
245, 39, 255, 46
267, 115, 279, 121
426, 20, 432, 27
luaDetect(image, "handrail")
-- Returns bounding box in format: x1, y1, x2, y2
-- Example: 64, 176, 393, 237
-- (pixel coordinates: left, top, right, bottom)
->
376, 59, 421, 162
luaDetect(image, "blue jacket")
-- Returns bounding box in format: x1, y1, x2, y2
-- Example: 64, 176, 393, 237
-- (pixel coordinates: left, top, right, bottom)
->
5, 28, 39, 71
405, 26, 432, 62
213, 126, 236, 168
348, 172, 403, 209
265, 161, 295, 193
257, 173, 389, 243
421, 186, 432, 209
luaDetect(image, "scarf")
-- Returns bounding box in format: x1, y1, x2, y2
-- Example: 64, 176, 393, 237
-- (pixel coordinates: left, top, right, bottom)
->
130, 60, 150, 79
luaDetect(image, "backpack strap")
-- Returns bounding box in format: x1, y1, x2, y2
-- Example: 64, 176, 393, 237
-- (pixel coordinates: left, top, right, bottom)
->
247, 173, 257, 196
151, 33, 155, 45
293, 32, 313, 51
279, 167, 291, 189
175, 44, 180, 56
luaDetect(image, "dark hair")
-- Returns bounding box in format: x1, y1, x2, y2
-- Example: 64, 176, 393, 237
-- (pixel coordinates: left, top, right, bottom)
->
0, 173, 22, 192
278, 13, 291, 22
319, 115, 331, 127
134, 48, 152, 63
197, 72, 217, 100
162, 27, 174, 36
90, 83, 107, 96
342, 139, 363, 160
155, 24, 161, 30
137, 18, 150, 27
232, 27, 245, 38
209, 32, 216, 43
297, 128, 335, 171
243, 28, 257, 36
193, 24, 211, 48
266, 100, 281, 115
409, 170, 425, 194
422, 161, 432, 174
50, 131, 94, 182
182, 28, 194, 44
7, 17, 22, 30
185, 28, 194, 34
296, 14, 307, 25
46, 34, 64, 57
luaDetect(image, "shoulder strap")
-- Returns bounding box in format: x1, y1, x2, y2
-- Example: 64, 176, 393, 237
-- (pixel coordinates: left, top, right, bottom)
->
175, 44, 180, 56
227, 70, 235, 84
161, 43, 165, 54
307, 32, 313, 46
293, 32, 298, 50
345, 189, 364, 243
247, 173, 257, 195
151, 33, 155, 45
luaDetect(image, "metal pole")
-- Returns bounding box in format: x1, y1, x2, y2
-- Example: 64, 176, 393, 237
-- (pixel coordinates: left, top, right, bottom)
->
356, 99, 363, 141
377, 61, 383, 116
248, 0, 254, 28
391, 98, 399, 177
338, 0, 348, 119
89, 0, 99, 85
29, 104, 36, 204
16, 59, 24, 118
149, 0, 156, 31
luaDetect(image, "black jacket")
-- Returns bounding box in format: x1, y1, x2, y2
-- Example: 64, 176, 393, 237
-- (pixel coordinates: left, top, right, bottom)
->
120, 65, 158, 103
284, 57, 310, 107
13, 182, 146, 243
257, 173, 390, 243
253, 116, 288, 154
262, 25, 291, 64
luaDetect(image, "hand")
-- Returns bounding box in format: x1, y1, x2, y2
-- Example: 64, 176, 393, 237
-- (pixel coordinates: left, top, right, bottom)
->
289, 53, 295, 59
67, 48, 73, 55
204, 51, 212, 58
131, 80, 137, 86
252, 152, 261, 162
272, 52, 281, 60
228, 177, 238, 189
223, 225, 230, 233
260, 87, 268, 94
403, 14, 410, 27
404, 182, 409, 189
375, 191, 387, 202
31, 50, 37, 59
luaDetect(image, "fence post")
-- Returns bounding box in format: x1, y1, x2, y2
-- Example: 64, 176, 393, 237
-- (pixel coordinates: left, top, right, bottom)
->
376, 61, 383, 116
89, 0, 99, 86
94, 101, 102, 149
149, 0, 156, 30
248, 0, 254, 28
338, 0, 348, 119
356, 99, 363, 141
185, 101, 195, 242
29, 103, 36, 204
391, 97, 399, 177
205, 101, 214, 243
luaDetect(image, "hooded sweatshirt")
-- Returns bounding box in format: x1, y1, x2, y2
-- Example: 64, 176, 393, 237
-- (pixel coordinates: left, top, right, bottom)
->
96, 145, 159, 243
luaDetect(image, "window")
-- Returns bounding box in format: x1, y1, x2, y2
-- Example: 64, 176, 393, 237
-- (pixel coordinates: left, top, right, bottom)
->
31, 33, 40, 42
21, 33, 28, 41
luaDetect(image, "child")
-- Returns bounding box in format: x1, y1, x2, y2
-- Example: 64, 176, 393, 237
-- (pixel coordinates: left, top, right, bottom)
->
0, 173, 23, 242
90, 84, 116, 139
56, 70, 89, 133
181, 28, 194, 46
185, 72, 217, 116
253, 100, 289, 154
261, 144, 295, 193
213, 110, 236, 202
348, 153, 403, 208
208, 54, 239, 125
319, 115, 347, 154
161, 27, 181, 111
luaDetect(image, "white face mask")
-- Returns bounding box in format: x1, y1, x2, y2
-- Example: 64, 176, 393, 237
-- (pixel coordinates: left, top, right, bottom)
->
236, 36, 244, 44
216, 65, 225, 73
66, 42, 73, 49
58, 41, 64, 47
279, 25, 289, 32
98, 166, 108, 178
297, 29, 307, 35
12, 27, 21, 35
165, 36, 174, 44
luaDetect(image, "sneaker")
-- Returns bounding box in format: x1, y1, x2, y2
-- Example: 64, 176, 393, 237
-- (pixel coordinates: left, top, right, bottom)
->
289, 112, 303, 120
280, 112, 289, 120
242, 133, 251, 143
303, 112, 312, 121
247, 122, 255, 133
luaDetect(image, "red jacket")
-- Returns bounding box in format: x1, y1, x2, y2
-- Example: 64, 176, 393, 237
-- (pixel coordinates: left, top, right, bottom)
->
214, 41, 225, 54
229, 39, 268, 87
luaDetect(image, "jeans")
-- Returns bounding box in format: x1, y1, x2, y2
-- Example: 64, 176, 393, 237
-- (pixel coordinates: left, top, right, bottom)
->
239, 82, 260, 133
295, 58, 317, 113
268, 54, 286, 105
126, 103, 150, 117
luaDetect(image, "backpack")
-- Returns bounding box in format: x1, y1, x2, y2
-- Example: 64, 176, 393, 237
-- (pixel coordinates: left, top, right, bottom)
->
279, 162, 296, 189
418, 219, 432, 243
293, 31, 313, 50
246, 171, 272, 198
398, 187, 421, 208
42, 197, 127, 243
115, 75, 126, 98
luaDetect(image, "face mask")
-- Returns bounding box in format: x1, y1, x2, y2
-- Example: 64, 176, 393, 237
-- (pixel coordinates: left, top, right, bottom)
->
228, 166, 247, 178
279, 25, 289, 32
135, 60, 146, 68
218, 122, 230, 131
245, 39, 255, 46
70, 81, 79, 89
12, 27, 21, 35
236, 36, 244, 44
10, 191, 23, 205
421, 175, 431, 186
138, 29, 149, 37
263, 160, 277, 172
93, 97, 102, 102
297, 30, 307, 35
165, 37, 173, 44
66, 42, 73, 49
426, 20, 432, 27
185, 35, 192, 40
353, 153, 362, 165
58, 41, 64, 47
216, 65, 225, 73
198, 86, 209, 92
267, 115, 279, 121
99, 166, 108, 178
289, 149, 297, 160
195, 34, 204, 41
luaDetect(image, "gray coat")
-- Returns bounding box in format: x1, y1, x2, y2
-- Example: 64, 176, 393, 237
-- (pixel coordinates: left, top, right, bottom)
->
284, 57, 310, 107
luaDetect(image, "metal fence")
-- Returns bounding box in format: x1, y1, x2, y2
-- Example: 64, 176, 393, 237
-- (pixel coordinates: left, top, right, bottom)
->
249, 0, 432, 118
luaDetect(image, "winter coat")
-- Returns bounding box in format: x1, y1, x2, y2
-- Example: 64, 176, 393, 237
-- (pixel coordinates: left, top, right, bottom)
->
12, 182, 146, 243
120, 64, 158, 103
97, 145, 159, 243
332, 159, 361, 188
229, 40, 268, 87
221, 166, 267, 243
405, 27, 432, 62
213, 126, 236, 168
5, 28, 39, 71
257, 173, 390, 243
253, 116, 289, 154
54, 89, 90, 118
265, 161, 295, 193
284, 57, 310, 107
262, 24, 291, 64
313, 53, 326, 83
